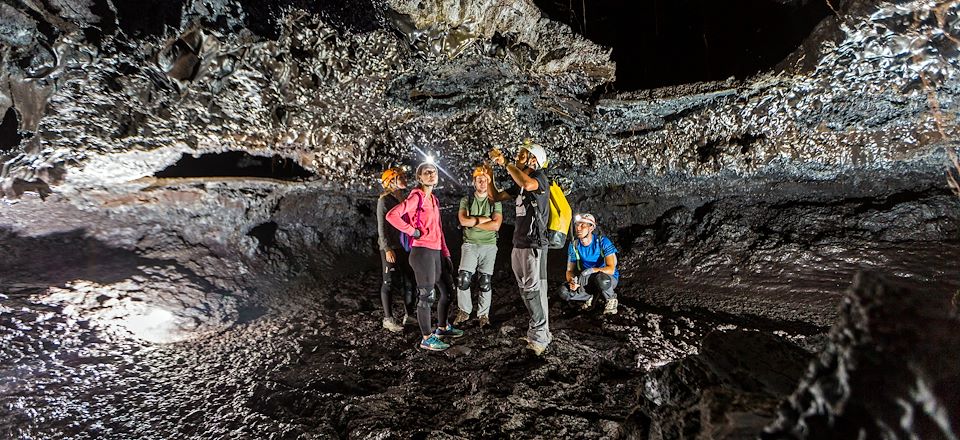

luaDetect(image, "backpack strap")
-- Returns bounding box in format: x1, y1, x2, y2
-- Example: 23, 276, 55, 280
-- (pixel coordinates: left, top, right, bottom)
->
460, 193, 476, 238
573, 233, 605, 272
412, 192, 425, 229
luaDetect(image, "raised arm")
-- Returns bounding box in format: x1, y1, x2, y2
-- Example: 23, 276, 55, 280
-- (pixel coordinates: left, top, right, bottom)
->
505, 162, 539, 192
480, 160, 511, 203
487, 177, 512, 202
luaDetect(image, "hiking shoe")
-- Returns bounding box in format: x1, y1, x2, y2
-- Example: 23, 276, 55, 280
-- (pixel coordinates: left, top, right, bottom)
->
435, 324, 465, 338
580, 296, 593, 310
478, 315, 490, 328
526, 340, 547, 356
382, 317, 403, 333
402, 314, 417, 325
452, 309, 470, 325
603, 298, 619, 315
419, 334, 450, 351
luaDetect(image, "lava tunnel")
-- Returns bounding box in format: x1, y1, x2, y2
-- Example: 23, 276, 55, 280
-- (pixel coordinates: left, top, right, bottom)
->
1, 0, 959, 439
247, 221, 278, 250
154, 151, 315, 180
0, 107, 22, 152
533, 0, 833, 90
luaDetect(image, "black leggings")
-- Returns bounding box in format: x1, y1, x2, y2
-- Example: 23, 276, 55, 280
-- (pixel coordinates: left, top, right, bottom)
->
379, 249, 415, 319
410, 247, 441, 289
409, 247, 451, 335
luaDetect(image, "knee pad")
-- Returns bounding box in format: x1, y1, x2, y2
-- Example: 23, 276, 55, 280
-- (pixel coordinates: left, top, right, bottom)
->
592, 273, 613, 290
457, 270, 474, 290
417, 288, 436, 306
478, 273, 492, 292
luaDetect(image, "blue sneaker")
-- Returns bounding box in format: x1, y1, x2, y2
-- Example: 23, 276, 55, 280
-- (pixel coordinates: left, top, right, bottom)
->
435, 324, 465, 338
419, 334, 450, 351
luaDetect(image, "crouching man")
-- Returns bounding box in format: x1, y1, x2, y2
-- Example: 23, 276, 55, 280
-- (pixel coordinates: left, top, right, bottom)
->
558, 213, 620, 314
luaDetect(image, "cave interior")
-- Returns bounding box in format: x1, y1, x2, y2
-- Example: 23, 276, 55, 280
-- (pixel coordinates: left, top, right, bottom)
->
0, 0, 958, 438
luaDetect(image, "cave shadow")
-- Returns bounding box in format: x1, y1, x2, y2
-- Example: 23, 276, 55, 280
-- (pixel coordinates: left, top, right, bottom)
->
0, 226, 212, 293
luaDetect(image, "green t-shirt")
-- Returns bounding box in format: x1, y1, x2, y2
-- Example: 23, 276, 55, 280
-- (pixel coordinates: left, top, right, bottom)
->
459, 194, 502, 245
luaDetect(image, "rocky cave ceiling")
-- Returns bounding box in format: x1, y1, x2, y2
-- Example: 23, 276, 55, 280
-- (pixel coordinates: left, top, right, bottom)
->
0, 0, 959, 438
0, 0, 955, 196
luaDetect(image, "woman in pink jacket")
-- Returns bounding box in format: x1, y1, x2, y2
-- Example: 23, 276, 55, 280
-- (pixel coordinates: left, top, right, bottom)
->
386, 162, 465, 351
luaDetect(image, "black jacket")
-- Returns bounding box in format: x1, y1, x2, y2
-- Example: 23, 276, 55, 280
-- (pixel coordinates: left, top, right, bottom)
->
377, 192, 404, 251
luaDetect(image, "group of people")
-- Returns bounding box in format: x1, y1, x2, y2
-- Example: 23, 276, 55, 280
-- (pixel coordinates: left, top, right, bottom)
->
375, 142, 621, 354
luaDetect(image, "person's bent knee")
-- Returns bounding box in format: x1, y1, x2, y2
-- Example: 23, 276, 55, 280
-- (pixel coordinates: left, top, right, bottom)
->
591, 272, 613, 289
478, 273, 492, 292
516, 273, 540, 292
457, 270, 474, 290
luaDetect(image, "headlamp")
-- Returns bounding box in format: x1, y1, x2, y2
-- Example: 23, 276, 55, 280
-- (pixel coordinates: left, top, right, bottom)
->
574, 213, 597, 227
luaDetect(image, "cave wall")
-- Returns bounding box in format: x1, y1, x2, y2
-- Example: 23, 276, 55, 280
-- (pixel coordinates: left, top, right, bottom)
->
0, 2, 958, 438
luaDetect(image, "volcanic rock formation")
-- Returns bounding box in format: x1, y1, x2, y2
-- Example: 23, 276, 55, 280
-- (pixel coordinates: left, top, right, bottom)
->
1, 0, 958, 438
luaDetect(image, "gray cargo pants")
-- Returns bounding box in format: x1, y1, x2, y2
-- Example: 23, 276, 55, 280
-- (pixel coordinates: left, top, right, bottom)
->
511, 247, 551, 346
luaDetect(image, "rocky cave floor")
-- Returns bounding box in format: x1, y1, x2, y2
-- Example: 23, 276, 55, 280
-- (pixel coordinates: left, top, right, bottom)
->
0, 258, 834, 439
6, 234, 957, 439
1, 189, 959, 439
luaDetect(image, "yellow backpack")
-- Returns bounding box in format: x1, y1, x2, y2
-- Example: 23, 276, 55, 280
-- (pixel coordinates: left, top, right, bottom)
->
546, 181, 572, 249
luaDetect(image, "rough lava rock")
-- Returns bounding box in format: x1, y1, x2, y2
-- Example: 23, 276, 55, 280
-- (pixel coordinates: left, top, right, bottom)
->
622, 330, 813, 440
0, 0, 958, 438
764, 272, 960, 439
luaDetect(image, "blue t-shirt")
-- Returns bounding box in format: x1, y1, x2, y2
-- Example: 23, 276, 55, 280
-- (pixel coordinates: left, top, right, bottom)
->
567, 234, 619, 279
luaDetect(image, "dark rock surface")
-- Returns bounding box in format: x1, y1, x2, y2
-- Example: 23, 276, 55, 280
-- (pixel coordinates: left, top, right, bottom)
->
0, 0, 958, 438
764, 272, 960, 439
1, 0, 957, 191
615, 272, 960, 440
622, 330, 814, 439
1, 252, 825, 439
581, 166, 960, 326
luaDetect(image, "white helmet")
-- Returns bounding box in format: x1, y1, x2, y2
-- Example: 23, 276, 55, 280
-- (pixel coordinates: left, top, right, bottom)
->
521, 142, 547, 168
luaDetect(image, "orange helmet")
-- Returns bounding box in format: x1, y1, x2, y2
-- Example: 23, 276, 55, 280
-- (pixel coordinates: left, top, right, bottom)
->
380, 167, 404, 188
472, 165, 487, 177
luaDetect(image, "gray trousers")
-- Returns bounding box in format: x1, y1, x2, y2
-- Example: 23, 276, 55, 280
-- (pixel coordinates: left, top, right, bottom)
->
511, 247, 551, 346
457, 242, 497, 317
558, 272, 618, 302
